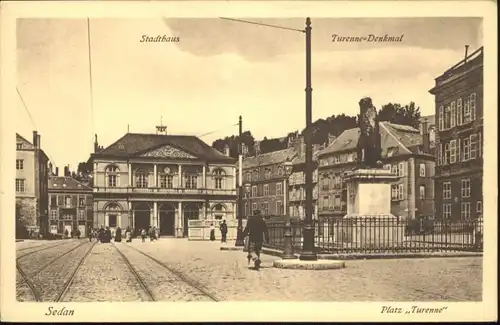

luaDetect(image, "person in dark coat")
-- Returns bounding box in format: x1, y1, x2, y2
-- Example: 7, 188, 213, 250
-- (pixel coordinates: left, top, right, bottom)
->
98, 226, 105, 243
76, 229, 81, 239
219, 220, 228, 243
104, 227, 112, 243
64, 229, 69, 239
243, 210, 269, 270
115, 227, 122, 242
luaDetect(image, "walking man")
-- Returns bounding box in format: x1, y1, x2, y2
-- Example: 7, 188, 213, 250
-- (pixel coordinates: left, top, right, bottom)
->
219, 219, 228, 243
242, 210, 269, 270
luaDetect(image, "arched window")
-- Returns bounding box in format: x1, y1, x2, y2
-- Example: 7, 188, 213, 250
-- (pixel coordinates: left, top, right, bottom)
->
212, 203, 226, 220
184, 203, 199, 220
105, 165, 120, 187
213, 169, 225, 189
135, 168, 148, 188
159, 167, 174, 189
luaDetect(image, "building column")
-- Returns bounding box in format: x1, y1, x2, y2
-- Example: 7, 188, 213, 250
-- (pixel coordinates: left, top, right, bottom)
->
233, 167, 237, 188
153, 202, 158, 228
176, 201, 183, 237
154, 164, 158, 187
178, 165, 183, 188
93, 162, 97, 183
202, 165, 206, 188
128, 201, 132, 229
128, 163, 132, 187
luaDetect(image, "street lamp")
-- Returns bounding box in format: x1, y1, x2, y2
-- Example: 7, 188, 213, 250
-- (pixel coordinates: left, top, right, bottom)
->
235, 116, 244, 247
282, 157, 296, 259
243, 182, 252, 252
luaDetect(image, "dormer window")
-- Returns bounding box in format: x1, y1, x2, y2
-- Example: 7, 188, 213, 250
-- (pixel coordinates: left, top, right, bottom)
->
387, 148, 395, 157
118, 144, 125, 150
16, 143, 22, 149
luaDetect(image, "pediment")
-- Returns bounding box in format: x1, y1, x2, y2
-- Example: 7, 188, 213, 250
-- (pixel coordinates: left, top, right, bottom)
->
139, 144, 198, 159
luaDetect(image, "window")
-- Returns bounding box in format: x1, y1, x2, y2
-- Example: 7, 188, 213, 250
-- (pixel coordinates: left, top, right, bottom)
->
476, 201, 482, 213
450, 101, 456, 127
438, 106, 444, 130
449, 140, 457, 164
244, 202, 248, 216
445, 105, 451, 129
398, 162, 404, 177
78, 210, 86, 220
461, 179, 471, 198
79, 197, 85, 206
15, 179, 25, 192
470, 93, 476, 120
443, 204, 452, 219
261, 202, 269, 215
462, 138, 470, 161
419, 185, 426, 200
50, 196, 57, 206
277, 167, 284, 177
185, 175, 197, 189
391, 164, 399, 176
437, 144, 442, 166
251, 185, 257, 197
461, 202, 471, 220
16, 159, 24, 170
16, 143, 22, 149
333, 156, 340, 163
136, 172, 148, 188
263, 184, 269, 196
252, 202, 257, 214
443, 182, 452, 199
108, 214, 117, 227
457, 98, 463, 125
334, 194, 341, 209
252, 170, 259, 181
398, 184, 404, 200
391, 184, 404, 201
478, 132, 482, 157
464, 97, 470, 121
106, 165, 119, 187
65, 196, 72, 207
321, 195, 329, 210
347, 153, 354, 162
444, 143, 450, 165
50, 210, 57, 219
383, 164, 391, 170
276, 182, 282, 196
264, 169, 271, 179
419, 163, 426, 177
160, 174, 173, 189
469, 134, 477, 159
276, 201, 283, 215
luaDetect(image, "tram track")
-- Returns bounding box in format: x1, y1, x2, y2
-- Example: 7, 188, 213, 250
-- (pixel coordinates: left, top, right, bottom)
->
118, 243, 219, 302
56, 241, 96, 302
16, 240, 90, 286
16, 262, 41, 302
16, 240, 75, 260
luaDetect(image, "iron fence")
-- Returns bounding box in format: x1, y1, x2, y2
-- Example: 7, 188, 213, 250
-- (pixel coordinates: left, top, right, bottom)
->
264, 216, 483, 254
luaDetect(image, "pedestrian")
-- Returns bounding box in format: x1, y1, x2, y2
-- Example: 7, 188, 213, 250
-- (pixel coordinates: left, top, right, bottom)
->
209, 223, 216, 241
104, 227, 112, 243
98, 226, 105, 243
115, 227, 122, 242
219, 219, 228, 243
148, 227, 154, 242
76, 229, 81, 239
153, 226, 158, 240
88, 227, 93, 242
242, 210, 269, 270
141, 228, 146, 242
125, 227, 132, 243
64, 229, 69, 239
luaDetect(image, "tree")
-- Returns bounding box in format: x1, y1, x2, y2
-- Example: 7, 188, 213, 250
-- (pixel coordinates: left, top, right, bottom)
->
378, 102, 421, 129
212, 131, 256, 158
302, 114, 358, 146
16, 199, 34, 239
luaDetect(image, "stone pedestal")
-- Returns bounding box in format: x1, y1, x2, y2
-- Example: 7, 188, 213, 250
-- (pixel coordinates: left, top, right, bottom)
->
339, 168, 404, 248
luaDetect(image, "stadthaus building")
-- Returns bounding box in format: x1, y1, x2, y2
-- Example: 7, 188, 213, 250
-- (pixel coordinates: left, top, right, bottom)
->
89, 127, 237, 237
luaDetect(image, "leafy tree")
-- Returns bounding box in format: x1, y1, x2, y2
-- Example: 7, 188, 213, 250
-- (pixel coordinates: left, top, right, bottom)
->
302, 114, 358, 146
378, 102, 421, 129
16, 200, 34, 239
212, 131, 256, 158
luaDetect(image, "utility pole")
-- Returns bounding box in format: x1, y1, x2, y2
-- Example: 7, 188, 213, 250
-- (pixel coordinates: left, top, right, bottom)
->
299, 17, 318, 261
235, 115, 244, 246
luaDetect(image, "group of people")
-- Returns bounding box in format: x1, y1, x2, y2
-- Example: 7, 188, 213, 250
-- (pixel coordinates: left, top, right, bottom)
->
139, 226, 159, 242
63, 229, 81, 239
209, 219, 228, 242
87, 226, 149, 243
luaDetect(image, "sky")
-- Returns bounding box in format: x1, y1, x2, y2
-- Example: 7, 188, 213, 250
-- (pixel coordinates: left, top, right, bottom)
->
16, 17, 482, 170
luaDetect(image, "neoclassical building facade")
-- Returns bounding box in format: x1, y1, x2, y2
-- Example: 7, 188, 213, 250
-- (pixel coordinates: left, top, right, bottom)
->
89, 131, 237, 237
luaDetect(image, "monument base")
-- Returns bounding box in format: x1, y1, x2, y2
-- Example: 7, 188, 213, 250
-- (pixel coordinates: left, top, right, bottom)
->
340, 168, 405, 249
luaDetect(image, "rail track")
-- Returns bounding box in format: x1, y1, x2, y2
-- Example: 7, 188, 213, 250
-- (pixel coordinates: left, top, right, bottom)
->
16, 240, 75, 259
16, 262, 42, 302
112, 243, 156, 301
16, 240, 89, 286
55, 241, 96, 302
117, 243, 219, 302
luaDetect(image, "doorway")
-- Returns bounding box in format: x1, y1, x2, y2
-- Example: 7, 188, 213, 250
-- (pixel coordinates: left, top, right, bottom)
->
183, 203, 200, 237
159, 203, 176, 236
134, 202, 151, 236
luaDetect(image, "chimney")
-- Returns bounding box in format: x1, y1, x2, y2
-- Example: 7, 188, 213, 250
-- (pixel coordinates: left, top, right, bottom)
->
33, 131, 38, 148
223, 144, 230, 157
37, 134, 41, 149
55, 167, 59, 176
48, 162, 53, 175
293, 135, 305, 156
464, 45, 470, 62
328, 133, 337, 146
254, 141, 261, 156
94, 134, 99, 153
422, 119, 430, 153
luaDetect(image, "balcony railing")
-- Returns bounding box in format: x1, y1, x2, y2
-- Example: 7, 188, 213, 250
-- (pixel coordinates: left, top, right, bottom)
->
93, 186, 236, 195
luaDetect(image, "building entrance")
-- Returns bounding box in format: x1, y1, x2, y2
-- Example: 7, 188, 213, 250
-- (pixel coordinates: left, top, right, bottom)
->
134, 202, 151, 236
183, 203, 200, 237
159, 203, 176, 236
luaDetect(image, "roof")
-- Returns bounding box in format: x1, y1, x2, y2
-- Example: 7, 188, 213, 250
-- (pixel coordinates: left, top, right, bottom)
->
291, 148, 321, 165
242, 148, 296, 169
49, 176, 93, 191
92, 133, 235, 163
16, 133, 35, 149
318, 122, 426, 158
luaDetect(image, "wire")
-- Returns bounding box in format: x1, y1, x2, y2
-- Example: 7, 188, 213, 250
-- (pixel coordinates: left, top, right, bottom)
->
16, 86, 57, 167
87, 18, 95, 145
220, 17, 305, 33
198, 123, 239, 138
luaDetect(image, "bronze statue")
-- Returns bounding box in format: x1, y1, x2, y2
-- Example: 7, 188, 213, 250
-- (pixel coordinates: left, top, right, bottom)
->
357, 97, 382, 168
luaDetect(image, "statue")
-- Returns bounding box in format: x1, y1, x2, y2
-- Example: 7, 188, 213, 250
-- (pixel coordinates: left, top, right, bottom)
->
356, 97, 382, 168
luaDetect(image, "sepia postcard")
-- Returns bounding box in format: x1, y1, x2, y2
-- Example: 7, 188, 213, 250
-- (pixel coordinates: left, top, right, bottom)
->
0, 0, 497, 323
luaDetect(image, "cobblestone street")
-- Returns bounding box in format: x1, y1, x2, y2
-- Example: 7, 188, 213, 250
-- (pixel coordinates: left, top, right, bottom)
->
16, 238, 482, 302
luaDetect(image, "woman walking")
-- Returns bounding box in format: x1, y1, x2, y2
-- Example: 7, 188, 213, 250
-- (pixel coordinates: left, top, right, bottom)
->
209, 223, 216, 241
